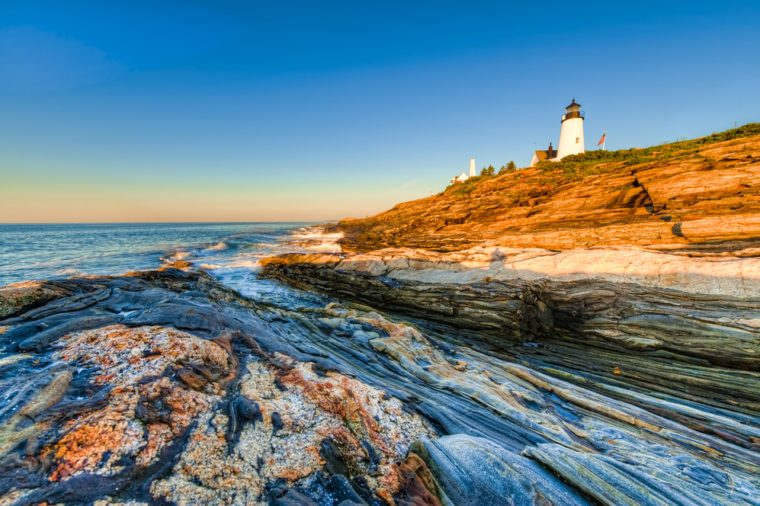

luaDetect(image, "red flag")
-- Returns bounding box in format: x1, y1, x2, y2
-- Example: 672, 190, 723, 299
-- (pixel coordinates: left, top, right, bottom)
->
597, 132, 606, 146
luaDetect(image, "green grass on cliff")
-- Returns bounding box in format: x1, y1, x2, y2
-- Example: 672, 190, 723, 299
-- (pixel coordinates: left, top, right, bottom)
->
444, 123, 760, 195
534, 122, 760, 183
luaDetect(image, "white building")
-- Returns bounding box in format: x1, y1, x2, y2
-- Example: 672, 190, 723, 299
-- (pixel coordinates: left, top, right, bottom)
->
530, 99, 586, 166
450, 157, 477, 184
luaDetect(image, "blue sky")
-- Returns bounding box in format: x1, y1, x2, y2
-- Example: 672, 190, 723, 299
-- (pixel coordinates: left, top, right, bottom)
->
1, 1, 759, 222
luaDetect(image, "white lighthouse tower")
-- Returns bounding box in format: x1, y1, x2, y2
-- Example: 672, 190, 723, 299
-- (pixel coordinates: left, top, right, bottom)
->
556, 99, 585, 160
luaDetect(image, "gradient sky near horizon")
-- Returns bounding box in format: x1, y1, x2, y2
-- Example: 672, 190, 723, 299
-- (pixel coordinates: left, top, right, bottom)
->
1, 1, 759, 223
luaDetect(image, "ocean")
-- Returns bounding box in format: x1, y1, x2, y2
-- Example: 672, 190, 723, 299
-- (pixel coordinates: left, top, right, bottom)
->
0, 222, 341, 298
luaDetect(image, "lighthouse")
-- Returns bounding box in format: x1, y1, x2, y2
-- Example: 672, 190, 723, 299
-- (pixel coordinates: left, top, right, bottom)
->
529, 99, 588, 167
556, 99, 585, 160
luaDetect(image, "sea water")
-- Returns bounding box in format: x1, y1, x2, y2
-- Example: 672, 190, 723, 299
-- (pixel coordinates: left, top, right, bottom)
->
0, 223, 340, 300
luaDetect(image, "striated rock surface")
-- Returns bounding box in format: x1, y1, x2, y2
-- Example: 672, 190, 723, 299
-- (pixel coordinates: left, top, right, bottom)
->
0, 267, 758, 505
3, 126, 760, 505
398, 435, 589, 506
0, 270, 437, 505
261, 246, 760, 369
255, 125, 760, 504
0, 281, 72, 319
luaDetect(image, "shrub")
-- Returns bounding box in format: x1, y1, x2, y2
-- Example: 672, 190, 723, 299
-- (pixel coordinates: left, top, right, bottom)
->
498, 161, 517, 174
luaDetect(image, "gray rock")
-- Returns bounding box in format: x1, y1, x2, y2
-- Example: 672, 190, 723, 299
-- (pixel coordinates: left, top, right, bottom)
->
411, 435, 589, 506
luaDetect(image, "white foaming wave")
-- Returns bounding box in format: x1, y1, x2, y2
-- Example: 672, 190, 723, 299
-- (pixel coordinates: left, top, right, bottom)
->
200, 256, 263, 271
221, 259, 263, 271
168, 250, 190, 261
196, 225, 341, 280
55, 267, 85, 277
207, 241, 228, 251
160, 248, 194, 269
288, 225, 343, 254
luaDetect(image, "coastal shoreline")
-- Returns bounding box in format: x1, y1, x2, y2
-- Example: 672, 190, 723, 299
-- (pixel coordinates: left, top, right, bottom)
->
1, 261, 758, 505
1, 126, 759, 505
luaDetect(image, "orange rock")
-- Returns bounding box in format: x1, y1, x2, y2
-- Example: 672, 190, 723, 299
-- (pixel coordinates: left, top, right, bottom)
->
392, 453, 442, 506
334, 130, 760, 253
376, 487, 396, 505
44, 325, 231, 481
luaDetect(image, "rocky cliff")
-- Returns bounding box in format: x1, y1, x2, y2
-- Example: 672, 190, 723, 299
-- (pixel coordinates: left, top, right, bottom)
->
256, 125, 760, 504
262, 125, 760, 370
2, 125, 760, 506
261, 245, 760, 370
335, 124, 760, 252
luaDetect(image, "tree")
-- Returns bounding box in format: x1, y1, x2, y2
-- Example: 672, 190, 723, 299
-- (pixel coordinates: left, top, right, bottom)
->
498, 161, 517, 174
481, 165, 495, 177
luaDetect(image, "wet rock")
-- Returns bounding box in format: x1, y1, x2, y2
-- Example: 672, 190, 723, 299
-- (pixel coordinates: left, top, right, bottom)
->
1, 266, 757, 505
0, 281, 70, 319
271, 411, 283, 434
15, 314, 115, 352
20, 287, 111, 320
320, 437, 350, 476
406, 435, 589, 506
226, 395, 263, 451
0, 369, 72, 456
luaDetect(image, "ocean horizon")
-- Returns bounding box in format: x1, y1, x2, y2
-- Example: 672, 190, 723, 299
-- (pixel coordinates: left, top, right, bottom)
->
1, 2, 757, 503
0, 221, 328, 287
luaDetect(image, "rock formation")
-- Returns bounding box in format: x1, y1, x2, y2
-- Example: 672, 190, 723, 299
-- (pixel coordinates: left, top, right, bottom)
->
0, 271, 435, 505
1, 125, 759, 505
3, 268, 758, 505
335, 125, 760, 252
257, 125, 760, 504
260, 246, 760, 369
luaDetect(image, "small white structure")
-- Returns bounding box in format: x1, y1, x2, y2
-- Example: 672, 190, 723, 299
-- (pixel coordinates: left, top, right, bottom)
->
529, 142, 557, 167
450, 158, 477, 184
530, 99, 586, 166
451, 172, 468, 183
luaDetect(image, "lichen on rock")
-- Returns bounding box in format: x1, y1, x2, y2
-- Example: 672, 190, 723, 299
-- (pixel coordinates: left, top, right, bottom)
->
152, 356, 434, 505
43, 325, 234, 481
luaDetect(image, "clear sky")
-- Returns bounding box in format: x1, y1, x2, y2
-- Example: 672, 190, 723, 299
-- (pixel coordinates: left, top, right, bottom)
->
1, 1, 759, 223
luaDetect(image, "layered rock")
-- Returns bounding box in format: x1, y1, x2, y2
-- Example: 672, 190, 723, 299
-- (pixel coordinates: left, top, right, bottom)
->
1, 267, 759, 505
0, 281, 72, 319
2, 126, 760, 505
256, 138, 760, 504
261, 245, 760, 369
335, 126, 760, 252
0, 270, 435, 505
396, 435, 588, 506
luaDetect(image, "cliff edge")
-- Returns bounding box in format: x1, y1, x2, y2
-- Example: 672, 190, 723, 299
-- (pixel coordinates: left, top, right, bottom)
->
336, 124, 760, 252
262, 124, 760, 369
